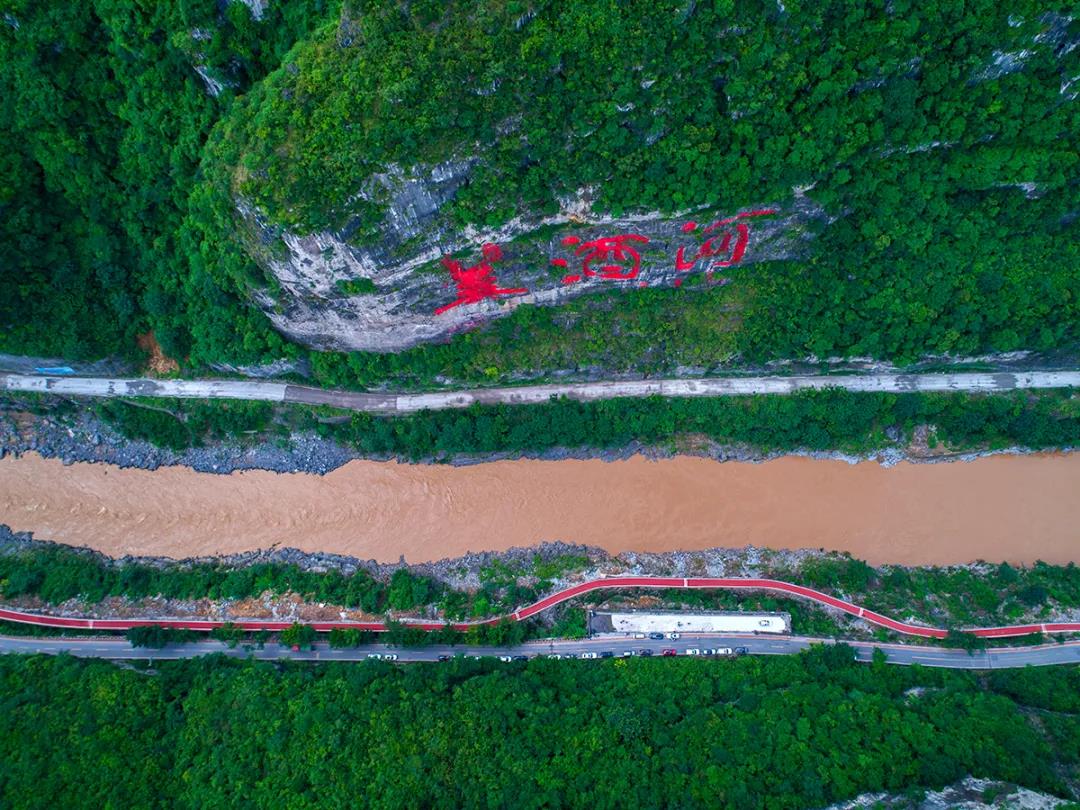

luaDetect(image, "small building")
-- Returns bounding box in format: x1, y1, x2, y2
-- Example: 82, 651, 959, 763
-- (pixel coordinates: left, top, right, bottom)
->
589, 609, 789, 636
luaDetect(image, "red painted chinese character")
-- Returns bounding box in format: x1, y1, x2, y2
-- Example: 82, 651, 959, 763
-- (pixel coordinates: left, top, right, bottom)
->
555, 234, 650, 285
434, 243, 527, 315
674, 209, 776, 273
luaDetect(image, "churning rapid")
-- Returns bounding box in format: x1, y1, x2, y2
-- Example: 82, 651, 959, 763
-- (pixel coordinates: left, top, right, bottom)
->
1, 452, 1078, 566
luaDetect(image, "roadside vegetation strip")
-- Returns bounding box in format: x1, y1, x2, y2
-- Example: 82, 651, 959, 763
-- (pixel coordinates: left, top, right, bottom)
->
2, 576, 1079, 639
3, 371, 1079, 415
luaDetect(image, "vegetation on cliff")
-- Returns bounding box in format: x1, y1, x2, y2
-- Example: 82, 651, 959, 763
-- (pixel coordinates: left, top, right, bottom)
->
2, 0, 1077, 371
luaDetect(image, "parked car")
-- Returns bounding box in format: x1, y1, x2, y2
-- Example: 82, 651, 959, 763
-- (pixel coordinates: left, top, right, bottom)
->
599, 651, 614, 658
734, 646, 750, 655
512, 655, 529, 662
668, 632, 681, 640
562, 653, 577, 659
686, 648, 702, 656
639, 649, 654, 656
547, 653, 563, 659
437, 655, 451, 662
661, 649, 677, 657
633, 633, 647, 639
717, 647, 734, 656
498, 655, 513, 662
383, 653, 398, 661
580, 652, 598, 659
621, 650, 636, 657
366, 653, 381, 660
648, 632, 665, 640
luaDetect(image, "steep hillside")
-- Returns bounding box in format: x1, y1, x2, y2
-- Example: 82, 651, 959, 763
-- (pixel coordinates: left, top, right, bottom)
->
195, 0, 1080, 360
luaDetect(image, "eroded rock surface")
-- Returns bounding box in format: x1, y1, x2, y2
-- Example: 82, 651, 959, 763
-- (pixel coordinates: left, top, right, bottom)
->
242, 163, 823, 352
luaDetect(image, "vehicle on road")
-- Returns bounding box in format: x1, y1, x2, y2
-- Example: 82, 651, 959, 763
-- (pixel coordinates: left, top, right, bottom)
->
649, 632, 665, 640
562, 652, 577, 659
640, 649, 654, 656
687, 648, 702, 656
512, 655, 529, 662
437, 655, 451, 662
383, 653, 398, 661
547, 653, 563, 659
633, 633, 647, 639
668, 632, 681, 640
734, 647, 749, 655
498, 655, 513, 662
661, 649, 677, 657
366, 653, 381, 660
599, 651, 614, 658
621, 650, 636, 657
580, 652, 598, 659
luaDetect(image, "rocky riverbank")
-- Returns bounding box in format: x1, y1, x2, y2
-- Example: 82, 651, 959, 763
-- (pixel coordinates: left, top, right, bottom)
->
0, 392, 1055, 477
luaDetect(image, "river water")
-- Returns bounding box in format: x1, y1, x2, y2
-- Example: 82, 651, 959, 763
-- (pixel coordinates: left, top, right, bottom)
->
0, 452, 1077, 566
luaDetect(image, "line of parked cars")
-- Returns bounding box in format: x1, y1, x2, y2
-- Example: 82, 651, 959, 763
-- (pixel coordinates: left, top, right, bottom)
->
425, 645, 752, 662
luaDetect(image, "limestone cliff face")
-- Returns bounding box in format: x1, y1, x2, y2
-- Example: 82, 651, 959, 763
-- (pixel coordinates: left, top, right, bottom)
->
241, 161, 823, 353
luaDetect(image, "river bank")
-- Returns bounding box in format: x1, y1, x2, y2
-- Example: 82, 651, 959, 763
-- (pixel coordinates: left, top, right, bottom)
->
3, 526, 1079, 642
1, 391, 1067, 475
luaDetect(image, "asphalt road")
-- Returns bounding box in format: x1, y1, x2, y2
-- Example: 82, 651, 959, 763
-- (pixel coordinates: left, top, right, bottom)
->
4, 370, 1078, 414
3, 632, 1078, 669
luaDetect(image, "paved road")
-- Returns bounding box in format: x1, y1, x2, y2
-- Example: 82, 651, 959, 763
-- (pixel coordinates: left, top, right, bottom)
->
4, 370, 1078, 414
4, 577, 1080, 640
3, 632, 1079, 669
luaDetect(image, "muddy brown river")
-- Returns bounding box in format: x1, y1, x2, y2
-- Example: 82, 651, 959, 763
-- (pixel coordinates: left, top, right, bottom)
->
0, 452, 1077, 566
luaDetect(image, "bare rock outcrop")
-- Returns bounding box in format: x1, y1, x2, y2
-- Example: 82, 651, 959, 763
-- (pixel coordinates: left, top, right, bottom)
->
241, 161, 824, 352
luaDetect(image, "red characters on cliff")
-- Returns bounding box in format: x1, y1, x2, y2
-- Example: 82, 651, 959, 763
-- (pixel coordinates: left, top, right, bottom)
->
556, 234, 650, 285
433, 243, 527, 315
674, 209, 777, 273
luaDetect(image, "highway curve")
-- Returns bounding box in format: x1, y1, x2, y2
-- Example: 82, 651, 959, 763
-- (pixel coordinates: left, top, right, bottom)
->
4, 370, 1079, 414
2, 576, 1079, 639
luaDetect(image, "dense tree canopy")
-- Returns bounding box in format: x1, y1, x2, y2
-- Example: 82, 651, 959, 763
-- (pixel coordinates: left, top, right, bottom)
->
0, 651, 1077, 808
0, 0, 332, 361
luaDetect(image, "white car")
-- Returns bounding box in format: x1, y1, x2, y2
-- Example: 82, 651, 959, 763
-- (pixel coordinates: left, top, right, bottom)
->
686, 648, 702, 656
668, 632, 681, 640
547, 653, 563, 659
621, 650, 635, 657
633, 633, 647, 639
366, 653, 382, 660
383, 653, 398, 661
717, 647, 733, 656
498, 655, 513, 662
580, 652, 598, 659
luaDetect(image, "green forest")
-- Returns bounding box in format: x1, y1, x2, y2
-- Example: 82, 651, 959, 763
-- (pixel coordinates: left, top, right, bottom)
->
1, 649, 1079, 808
2, 0, 1077, 377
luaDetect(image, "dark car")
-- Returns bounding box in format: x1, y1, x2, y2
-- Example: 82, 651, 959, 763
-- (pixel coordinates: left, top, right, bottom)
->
734, 647, 750, 655
599, 651, 614, 658
512, 655, 529, 661
639, 649, 654, 656
661, 649, 677, 657
648, 632, 665, 640
437, 655, 451, 662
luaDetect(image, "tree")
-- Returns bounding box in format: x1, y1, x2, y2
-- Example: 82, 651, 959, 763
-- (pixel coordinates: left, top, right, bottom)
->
279, 622, 315, 650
